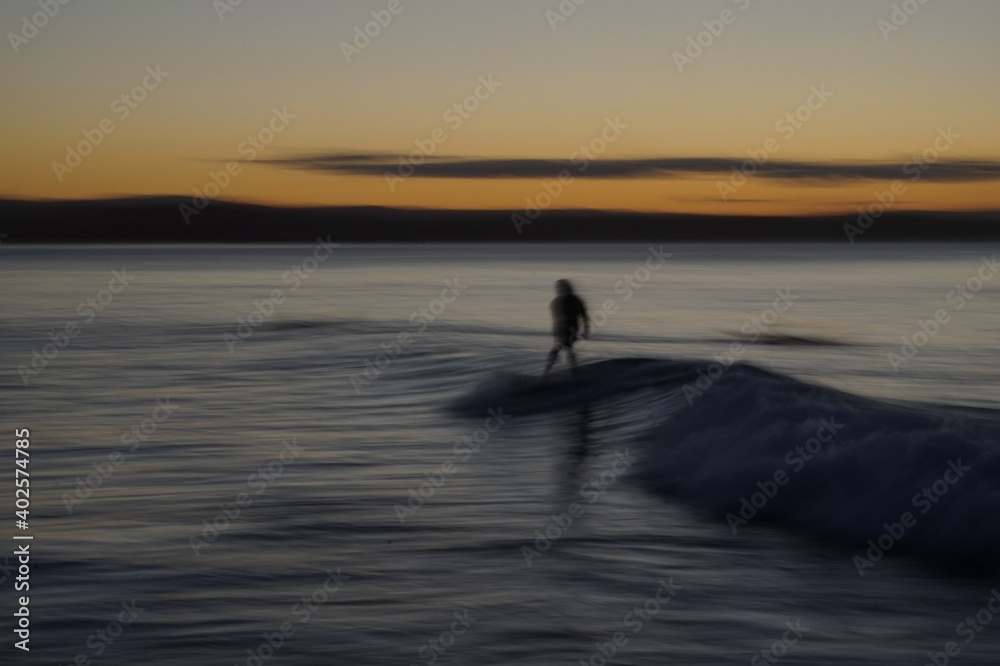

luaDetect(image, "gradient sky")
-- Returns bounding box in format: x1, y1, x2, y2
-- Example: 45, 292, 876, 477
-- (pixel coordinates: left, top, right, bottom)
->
3, 0, 999, 215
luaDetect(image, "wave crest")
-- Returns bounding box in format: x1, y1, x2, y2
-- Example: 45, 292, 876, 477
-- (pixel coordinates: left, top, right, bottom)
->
455, 357, 1000, 565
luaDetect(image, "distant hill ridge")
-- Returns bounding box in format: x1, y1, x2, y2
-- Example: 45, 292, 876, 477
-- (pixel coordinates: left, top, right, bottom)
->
0, 198, 997, 243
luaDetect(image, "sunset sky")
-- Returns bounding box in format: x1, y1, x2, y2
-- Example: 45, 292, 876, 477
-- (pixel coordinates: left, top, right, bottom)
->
3, 0, 999, 215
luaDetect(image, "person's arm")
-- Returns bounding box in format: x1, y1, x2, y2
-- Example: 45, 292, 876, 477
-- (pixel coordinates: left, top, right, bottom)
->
580, 299, 591, 339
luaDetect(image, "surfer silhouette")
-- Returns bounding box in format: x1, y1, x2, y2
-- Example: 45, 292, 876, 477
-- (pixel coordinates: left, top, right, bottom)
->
544, 279, 591, 377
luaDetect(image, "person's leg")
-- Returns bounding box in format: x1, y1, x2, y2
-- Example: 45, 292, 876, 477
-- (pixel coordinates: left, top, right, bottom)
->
566, 345, 578, 376
543, 344, 562, 377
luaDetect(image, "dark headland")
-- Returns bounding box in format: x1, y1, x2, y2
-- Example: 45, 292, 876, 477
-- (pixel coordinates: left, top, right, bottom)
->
1, 198, 998, 243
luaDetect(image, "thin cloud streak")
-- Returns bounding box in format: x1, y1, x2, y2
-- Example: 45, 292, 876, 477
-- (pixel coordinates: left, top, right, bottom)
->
263, 153, 1000, 183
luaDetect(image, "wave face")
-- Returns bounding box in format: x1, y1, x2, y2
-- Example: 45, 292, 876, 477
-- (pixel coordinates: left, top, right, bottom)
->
456, 358, 1000, 565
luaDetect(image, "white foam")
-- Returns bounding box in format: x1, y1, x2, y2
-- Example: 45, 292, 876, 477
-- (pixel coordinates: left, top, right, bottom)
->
636, 362, 1000, 564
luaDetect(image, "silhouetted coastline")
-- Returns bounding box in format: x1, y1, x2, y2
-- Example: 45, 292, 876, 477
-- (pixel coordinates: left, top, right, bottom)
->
1, 198, 997, 243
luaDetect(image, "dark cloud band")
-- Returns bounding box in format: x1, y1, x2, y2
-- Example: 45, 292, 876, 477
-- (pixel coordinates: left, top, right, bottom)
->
263, 153, 1000, 183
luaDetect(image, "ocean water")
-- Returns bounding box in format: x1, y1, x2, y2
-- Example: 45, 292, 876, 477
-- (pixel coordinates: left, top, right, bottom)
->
1, 242, 999, 665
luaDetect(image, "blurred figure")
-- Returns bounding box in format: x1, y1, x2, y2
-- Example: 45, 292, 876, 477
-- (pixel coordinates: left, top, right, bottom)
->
544, 279, 591, 377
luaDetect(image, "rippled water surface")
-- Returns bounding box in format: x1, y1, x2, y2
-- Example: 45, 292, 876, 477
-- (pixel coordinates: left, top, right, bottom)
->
2, 243, 999, 665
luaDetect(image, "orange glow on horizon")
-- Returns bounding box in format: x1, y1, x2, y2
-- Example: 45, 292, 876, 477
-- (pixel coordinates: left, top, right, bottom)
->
4, 159, 997, 218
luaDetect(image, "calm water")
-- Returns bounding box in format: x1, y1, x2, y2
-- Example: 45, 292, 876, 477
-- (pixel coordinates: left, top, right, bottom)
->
2, 243, 999, 665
